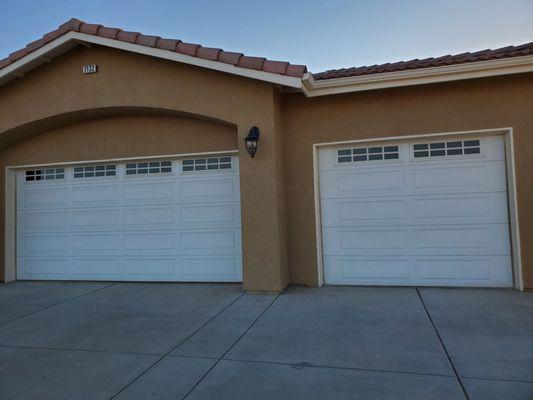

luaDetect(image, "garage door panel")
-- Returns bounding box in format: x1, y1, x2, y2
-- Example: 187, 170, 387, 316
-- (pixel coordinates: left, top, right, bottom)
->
323, 224, 509, 256
322, 199, 407, 226
179, 204, 240, 226
123, 232, 175, 252
325, 256, 412, 284
70, 234, 121, 252
411, 192, 508, 224
18, 258, 69, 278
181, 257, 241, 281
179, 230, 239, 254
71, 209, 120, 231
319, 169, 406, 198
16, 155, 242, 282
71, 185, 120, 206
124, 259, 175, 277
70, 258, 122, 277
410, 161, 506, 194
123, 181, 176, 203
18, 234, 68, 255
18, 210, 69, 232
416, 256, 512, 285
179, 178, 238, 202
19, 187, 68, 209
323, 228, 408, 253
122, 207, 176, 228
320, 136, 513, 287
323, 192, 507, 227
413, 225, 510, 254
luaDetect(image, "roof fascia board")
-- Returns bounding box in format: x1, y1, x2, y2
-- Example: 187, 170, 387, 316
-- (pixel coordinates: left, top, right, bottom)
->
304, 54, 533, 96
0, 31, 304, 89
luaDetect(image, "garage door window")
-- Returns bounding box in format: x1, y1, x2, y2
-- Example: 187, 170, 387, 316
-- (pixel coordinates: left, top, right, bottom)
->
413, 139, 481, 159
126, 161, 172, 175
74, 164, 117, 178
182, 156, 232, 172
25, 168, 65, 182
337, 145, 399, 164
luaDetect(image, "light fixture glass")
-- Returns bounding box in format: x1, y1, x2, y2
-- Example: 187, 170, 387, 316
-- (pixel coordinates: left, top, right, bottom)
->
244, 126, 260, 158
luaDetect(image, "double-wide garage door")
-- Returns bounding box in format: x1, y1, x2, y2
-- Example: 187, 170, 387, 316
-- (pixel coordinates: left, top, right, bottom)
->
17, 155, 242, 282
319, 135, 513, 287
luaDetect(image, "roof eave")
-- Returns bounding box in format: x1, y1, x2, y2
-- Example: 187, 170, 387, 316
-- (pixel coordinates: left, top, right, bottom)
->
0, 31, 304, 89
2, 31, 532, 97
304, 54, 533, 96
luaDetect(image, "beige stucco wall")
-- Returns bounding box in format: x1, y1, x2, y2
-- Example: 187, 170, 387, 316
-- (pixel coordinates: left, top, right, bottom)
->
0, 44, 289, 291
282, 73, 533, 289
1, 42, 532, 290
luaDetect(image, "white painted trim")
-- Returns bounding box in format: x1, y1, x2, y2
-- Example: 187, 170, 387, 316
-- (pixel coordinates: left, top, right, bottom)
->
4, 169, 16, 282
312, 146, 324, 286
504, 129, 524, 290
303, 55, 533, 96
312, 127, 524, 290
3, 149, 239, 282
0, 31, 303, 89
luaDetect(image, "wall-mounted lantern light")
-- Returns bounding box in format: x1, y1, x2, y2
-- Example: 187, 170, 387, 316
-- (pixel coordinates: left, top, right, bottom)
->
244, 126, 260, 158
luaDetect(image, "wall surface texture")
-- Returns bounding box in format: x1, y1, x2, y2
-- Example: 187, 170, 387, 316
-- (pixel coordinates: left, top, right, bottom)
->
1, 43, 531, 289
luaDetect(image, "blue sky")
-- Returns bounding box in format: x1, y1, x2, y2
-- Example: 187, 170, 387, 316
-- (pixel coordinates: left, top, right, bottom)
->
1, 0, 532, 72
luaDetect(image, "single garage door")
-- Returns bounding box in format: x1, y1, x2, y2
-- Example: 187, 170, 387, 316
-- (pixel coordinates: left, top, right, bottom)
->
17, 155, 242, 282
319, 135, 513, 287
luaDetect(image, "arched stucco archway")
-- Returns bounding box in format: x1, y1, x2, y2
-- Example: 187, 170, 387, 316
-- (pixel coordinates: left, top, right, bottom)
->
0, 42, 290, 292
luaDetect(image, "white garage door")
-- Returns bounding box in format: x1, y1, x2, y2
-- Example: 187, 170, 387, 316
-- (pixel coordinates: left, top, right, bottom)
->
16, 155, 242, 282
319, 135, 513, 287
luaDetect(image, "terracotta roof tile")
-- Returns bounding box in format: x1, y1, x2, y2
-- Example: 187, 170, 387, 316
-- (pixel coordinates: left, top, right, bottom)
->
196, 47, 221, 61
136, 34, 160, 47
218, 51, 243, 65
98, 27, 121, 40
0, 18, 306, 78
286, 64, 307, 77
176, 42, 199, 56
237, 56, 266, 70
157, 38, 180, 51
8, 48, 27, 62
26, 38, 45, 52
262, 60, 289, 75
116, 31, 140, 43
314, 42, 533, 80
58, 18, 83, 32
79, 23, 101, 35
42, 29, 64, 44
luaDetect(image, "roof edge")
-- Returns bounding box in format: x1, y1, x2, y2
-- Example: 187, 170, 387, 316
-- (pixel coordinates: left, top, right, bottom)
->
303, 54, 533, 96
0, 31, 305, 89
1, 18, 532, 97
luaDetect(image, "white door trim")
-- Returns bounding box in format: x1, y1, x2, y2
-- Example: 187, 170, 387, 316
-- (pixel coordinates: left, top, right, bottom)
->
4, 149, 238, 282
312, 127, 523, 290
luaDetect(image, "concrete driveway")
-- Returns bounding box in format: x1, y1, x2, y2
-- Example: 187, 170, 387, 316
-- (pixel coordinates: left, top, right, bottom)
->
0, 283, 532, 400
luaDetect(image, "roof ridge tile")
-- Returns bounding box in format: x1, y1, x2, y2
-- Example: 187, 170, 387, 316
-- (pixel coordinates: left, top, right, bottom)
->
0, 18, 307, 78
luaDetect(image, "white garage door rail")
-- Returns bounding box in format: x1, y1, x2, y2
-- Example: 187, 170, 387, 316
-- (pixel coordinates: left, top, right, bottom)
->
319, 135, 513, 287
16, 155, 242, 282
